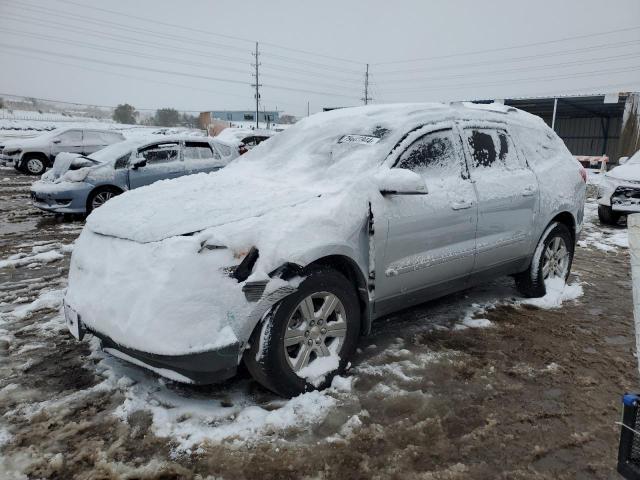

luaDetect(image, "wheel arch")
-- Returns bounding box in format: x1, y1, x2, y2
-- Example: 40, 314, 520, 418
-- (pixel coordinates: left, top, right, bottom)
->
550, 211, 576, 243
306, 254, 371, 336
276, 253, 372, 337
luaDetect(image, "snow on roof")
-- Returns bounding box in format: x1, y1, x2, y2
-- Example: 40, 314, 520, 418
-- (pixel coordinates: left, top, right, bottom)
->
87, 134, 212, 163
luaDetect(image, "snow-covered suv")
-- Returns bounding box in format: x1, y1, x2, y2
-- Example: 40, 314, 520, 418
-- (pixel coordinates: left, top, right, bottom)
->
0, 128, 124, 175
63, 103, 585, 397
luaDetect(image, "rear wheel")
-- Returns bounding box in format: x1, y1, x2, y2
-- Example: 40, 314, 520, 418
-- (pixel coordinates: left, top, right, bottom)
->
598, 205, 620, 226
244, 267, 360, 397
86, 186, 122, 214
515, 222, 574, 298
22, 155, 47, 176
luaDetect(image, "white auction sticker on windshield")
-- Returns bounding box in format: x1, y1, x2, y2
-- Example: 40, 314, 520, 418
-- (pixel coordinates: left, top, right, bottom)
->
338, 134, 381, 145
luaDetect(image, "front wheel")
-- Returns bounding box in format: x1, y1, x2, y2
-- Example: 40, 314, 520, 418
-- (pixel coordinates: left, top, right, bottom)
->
23, 156, 47, 176
515, 222, 574, 298
244, 268, 360, 397
598, 205, 620, 226
86, 187, 122, 214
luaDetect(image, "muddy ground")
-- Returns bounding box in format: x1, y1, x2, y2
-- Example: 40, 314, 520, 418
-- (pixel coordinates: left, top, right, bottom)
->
0, 167, 636, 479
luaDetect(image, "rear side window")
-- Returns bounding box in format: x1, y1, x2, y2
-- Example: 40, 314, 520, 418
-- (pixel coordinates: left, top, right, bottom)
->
396, 129, 460, 177
138, 142, 180, 164
463, 128, 523, 170
215, 143, 232, 157
184, 141, 220, 160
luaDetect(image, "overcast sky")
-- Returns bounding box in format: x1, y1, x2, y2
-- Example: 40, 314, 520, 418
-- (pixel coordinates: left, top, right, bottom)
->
0, 0, 639, 117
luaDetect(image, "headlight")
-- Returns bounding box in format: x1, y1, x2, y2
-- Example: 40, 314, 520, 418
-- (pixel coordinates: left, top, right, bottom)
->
5, 148, 21, 156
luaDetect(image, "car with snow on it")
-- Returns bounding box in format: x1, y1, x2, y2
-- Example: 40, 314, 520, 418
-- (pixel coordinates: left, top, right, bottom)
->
215, 128, 275, 155
0, 128, 125, 175
63, 103, 586, 397
596, 150, 640, 225
30, 135, 237, 214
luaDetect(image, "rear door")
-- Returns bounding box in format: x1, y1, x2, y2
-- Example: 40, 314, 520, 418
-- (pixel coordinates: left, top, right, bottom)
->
460, 124, 539, 272
82, 130, 108, 155
183, 141, 225, 174
128, 141, 184, 189
377, 125, 478, 304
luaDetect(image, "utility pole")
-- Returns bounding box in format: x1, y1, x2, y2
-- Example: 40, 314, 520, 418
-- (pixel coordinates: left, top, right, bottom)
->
251, 42, 262, 129
362, 63, 372, 105
307, 101, 310, 117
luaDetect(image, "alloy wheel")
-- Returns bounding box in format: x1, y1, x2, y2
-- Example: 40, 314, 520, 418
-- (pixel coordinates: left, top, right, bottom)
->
542, 236, 570, 280
283, 292, 347, 372
26, 158, 44, 174
91, 191, 116, 210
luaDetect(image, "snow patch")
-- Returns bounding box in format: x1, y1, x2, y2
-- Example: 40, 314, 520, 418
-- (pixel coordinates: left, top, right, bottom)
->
522, 278, 583, 309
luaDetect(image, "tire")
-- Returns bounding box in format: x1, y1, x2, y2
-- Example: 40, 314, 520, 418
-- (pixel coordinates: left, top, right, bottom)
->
598, 205, 620, 226
86, 186, 122, 214
515, 222, 574, 298
244, 267, 360, 397
22, 155, 47, 176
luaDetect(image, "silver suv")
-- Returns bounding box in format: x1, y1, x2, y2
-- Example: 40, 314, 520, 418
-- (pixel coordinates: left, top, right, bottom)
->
64, 103, 586, 397
0, 128, 124, 175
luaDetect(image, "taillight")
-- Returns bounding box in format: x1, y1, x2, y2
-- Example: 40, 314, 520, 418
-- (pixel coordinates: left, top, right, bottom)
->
579, 165, 587, 183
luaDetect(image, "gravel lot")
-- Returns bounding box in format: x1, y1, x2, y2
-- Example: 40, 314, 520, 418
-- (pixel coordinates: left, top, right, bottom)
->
0, 167, 636, 479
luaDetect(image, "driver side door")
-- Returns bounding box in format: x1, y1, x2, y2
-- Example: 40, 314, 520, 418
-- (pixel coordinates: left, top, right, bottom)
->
128, 141, 185, 189
51, 130, 84, 157
375, 126, 478, 315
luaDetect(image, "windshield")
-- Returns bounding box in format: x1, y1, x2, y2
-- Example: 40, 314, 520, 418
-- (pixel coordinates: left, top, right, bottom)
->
237, 109, 401, 178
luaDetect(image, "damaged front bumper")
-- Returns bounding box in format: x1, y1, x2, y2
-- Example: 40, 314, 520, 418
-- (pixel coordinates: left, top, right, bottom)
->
64, 229, 299, 384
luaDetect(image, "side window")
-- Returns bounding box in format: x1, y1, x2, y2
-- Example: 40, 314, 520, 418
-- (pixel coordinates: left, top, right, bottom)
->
396, 129, 460, 177
466, 130, 496, 168
138, 143, 180, 164
114, 152, 131, 169
57, 130, 82, 144
184, 142, 220, 160
83, 131, 101, 144
496, 131, 523, 169
464, 128, 523, 170
215, 143, 232, 157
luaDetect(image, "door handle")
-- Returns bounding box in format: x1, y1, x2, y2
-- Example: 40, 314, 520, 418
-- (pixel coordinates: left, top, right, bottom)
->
522, 185, 536, 196
450, 200, 473, 210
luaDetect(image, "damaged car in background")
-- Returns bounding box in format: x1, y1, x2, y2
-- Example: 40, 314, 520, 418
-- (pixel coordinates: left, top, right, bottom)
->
63, 103, 585, 397
597, 149, 640, 225
0, 127, 124, 175
30, 135, 238, 214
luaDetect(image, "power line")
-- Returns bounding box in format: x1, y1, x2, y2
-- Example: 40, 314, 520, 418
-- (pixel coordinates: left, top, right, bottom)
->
376, 50, 640, 86
4, 2, 251, 54
50, 0, 363, 65
2, 11, 363, 88
2, 12, 253, 67
374, 39, 640, 76
373, 24, 640, 66
259, 52, 363, 76
1, 26, 252, 77
375, 64, 640, 95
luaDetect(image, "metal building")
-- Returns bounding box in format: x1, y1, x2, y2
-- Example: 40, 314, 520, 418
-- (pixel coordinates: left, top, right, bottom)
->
492, 92, 640, 164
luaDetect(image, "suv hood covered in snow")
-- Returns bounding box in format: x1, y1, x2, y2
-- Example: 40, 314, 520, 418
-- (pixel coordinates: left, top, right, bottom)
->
607, 163, 640, 183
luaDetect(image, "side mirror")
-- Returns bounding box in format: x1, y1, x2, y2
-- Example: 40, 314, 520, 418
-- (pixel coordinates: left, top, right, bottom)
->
376, 168, 428, 196
131, 155, 147, 170
619, 156, 629, 165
